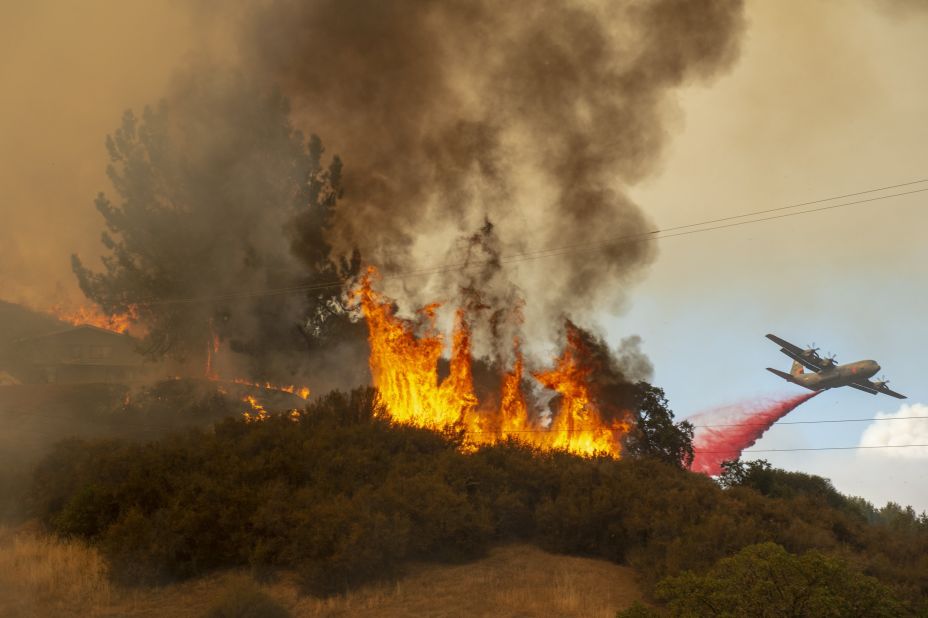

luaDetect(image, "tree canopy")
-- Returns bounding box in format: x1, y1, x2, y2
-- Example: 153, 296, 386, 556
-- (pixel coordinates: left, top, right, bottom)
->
72, 70, 358, 378
649, 542, 906, 617
30, 389, 928, 606
624, 383, 694, 468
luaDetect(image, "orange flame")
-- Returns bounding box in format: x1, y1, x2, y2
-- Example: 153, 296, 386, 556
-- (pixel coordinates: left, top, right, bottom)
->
241, 397, 301, 423
230, 378, 311, 401
48, 303, 137, 334
359, 274, 476, 428
532, 324, 631, 456
203, 319, 310, 400
242, 395, 270, 423
206, 320, 221, 380
499, 338, 531, 434
358, 267, 630, 458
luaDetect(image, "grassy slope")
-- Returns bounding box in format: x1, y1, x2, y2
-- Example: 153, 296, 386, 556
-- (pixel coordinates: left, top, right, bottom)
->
0, 527, 642, 618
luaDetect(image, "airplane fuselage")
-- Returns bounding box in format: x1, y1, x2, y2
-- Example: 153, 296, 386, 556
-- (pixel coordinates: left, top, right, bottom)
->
792, 360, 880, 391
765, 334, 905, 398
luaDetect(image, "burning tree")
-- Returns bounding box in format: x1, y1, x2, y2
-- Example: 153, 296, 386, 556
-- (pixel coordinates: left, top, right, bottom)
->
71, 69, 360, 379
358, 266, 693, 464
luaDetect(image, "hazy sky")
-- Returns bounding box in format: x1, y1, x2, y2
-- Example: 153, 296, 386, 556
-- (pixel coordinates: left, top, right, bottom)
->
610, 0, 928, 510
1, 1, 926, 509
0, 1, 199, 307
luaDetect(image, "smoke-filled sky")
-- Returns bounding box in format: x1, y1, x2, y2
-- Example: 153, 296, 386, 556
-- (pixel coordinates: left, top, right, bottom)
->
610, 1, 928, 510
241, 0, 746, 347
0, 2, 194, 307
1, 1, 927, 509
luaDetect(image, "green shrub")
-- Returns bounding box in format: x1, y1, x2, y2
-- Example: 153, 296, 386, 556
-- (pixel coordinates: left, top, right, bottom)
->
28, 387, 928, 607
616, 601, 660, 618
655, 542, 907, 617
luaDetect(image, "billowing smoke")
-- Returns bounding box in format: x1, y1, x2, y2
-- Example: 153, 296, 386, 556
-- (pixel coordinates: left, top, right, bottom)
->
688, 391, 819, 475
69, 69, 367, 387
67, 0, 747, 389
243, 0, 746, 342
872, 0, 928, 17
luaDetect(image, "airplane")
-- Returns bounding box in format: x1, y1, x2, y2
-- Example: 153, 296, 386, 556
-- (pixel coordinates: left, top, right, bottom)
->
765, 334, 906, 399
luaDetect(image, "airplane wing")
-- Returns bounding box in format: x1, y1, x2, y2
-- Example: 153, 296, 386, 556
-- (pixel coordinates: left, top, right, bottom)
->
848, 382, 879, 395
850, 380, 907, 399
880, 387, 908, 399
765, 334, 825, 372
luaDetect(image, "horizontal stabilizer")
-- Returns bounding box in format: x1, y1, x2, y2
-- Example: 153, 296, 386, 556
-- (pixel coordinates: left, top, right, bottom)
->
766, 367, 794, 381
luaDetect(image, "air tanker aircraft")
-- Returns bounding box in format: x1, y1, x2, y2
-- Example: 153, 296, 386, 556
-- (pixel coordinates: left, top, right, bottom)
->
765, 334, 906, 399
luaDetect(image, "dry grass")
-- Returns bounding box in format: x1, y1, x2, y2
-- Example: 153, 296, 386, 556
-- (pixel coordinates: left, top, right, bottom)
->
292, 545, 643, 617
0, 528, 643, 618
0, 525, 113, 617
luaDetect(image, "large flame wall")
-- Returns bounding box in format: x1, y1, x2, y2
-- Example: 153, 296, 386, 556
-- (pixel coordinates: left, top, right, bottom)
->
358, 268, 631, 458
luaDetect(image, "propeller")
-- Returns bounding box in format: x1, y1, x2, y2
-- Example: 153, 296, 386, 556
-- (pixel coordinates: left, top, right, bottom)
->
822, 352, 838, 367
874, 375, 890, 388
803, 342, 820, 357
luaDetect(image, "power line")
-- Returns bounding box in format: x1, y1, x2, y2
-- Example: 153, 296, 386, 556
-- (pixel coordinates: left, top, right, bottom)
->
129, 180, 927, 306
691, 415, 928, 428
6, 420, 928, 455
474, 415, 919, 433
502, 186, 928, 264
638, 177, 928, 231
459, 416, 928, 435
715, 444, 928, 453
8, 409, 928, 438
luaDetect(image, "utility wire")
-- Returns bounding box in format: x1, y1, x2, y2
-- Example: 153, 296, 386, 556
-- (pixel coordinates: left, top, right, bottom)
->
127, 180, 927, 306
636, 177, 928, 231
6, 410, 928, 437
462, 416, 928, 435
500, 186, 928, 264
5, 422, 928, 455
691, 415, 928, 428
717, 444, 928, 453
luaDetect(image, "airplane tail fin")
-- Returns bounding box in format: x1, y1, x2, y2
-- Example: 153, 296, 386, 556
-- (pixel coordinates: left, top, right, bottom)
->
790, 360, 805, 377
767, 367, 796, 383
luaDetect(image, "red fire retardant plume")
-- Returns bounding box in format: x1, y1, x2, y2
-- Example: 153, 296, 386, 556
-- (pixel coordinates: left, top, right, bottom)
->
688, 391, 820, 476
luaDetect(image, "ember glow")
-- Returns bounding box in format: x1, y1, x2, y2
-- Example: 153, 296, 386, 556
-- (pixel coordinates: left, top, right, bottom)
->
230, 378, 310, 401
48, 303, 137, 334
532, 328, 632, 457
224, 375, 310, 419
239, 386, 309, 423
242, 395, 270, 423
201, 318, 311, 404
205, 320, 221, 380
358, 268, 632, 458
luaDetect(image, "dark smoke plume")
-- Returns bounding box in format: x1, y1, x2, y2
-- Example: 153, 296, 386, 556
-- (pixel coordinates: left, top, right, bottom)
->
244, 0, 746, 337
872, 0, 928, 17
557, 318, 643, 423
71, 69, 368, 387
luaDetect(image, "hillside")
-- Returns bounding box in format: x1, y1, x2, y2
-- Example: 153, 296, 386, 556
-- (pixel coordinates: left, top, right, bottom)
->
8, 388, 928, 614
0, 379, 295, 521
0, 529, 641, 617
